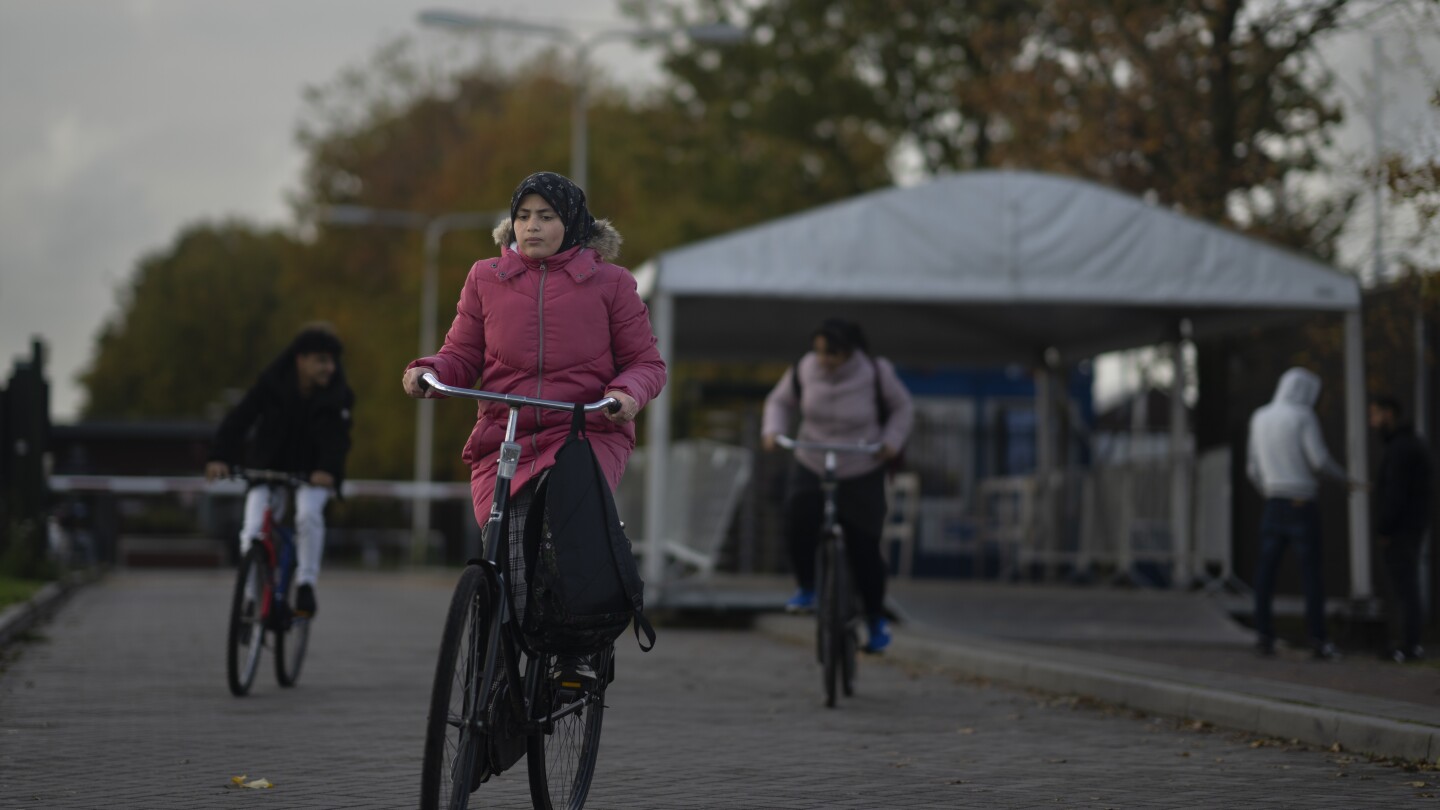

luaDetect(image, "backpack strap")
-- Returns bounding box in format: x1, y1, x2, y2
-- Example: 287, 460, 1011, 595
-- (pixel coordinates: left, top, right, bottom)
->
869, 355, 890, 426
589, 447, 656, 651
570, 402, 587, 438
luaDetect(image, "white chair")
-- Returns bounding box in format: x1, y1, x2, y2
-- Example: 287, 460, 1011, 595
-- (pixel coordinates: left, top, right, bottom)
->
615, 440, 754, 579
882, 471, 921, 578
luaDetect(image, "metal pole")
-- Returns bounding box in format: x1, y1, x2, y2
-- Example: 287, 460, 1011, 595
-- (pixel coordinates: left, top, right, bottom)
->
1344, 308, 1372, 600
1417, 306, 1430, 440
1370, 35, 1385, 284
411, 220, 443, 563
644, 288, 674, 595
571, 47, 590, 191
1169, 338, 1192, 588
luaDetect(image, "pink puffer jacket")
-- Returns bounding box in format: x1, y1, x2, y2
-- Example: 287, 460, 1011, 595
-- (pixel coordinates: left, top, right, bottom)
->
407, 219, 667, 515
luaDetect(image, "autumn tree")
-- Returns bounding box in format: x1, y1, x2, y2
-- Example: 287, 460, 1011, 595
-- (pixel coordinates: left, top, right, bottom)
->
646, 0, 1407, 259
80, 220, 301, 419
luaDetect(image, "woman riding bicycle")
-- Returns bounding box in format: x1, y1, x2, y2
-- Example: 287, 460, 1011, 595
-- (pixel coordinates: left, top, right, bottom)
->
762, 318, 913, 653
401, 171, 667, 685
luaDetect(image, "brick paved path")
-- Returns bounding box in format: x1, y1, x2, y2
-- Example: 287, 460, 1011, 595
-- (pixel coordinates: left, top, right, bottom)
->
1, 570, 1435, 808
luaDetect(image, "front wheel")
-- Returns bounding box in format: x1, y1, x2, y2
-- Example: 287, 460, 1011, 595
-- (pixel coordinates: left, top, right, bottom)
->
818, 530, 847, 709
274, 572, 309, 687
527, 648, 608, 810
420, 565, 492, 810
226, 546, 270, 697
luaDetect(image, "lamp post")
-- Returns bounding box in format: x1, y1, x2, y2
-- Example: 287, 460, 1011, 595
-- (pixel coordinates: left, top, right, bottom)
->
320, 205, 501, 563
418, 10, 745, 191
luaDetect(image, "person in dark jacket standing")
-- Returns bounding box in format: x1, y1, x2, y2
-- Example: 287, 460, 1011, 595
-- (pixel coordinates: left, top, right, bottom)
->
1368, 394, 1432, 663
762, 318, 913, 653
206, 325, 354, 618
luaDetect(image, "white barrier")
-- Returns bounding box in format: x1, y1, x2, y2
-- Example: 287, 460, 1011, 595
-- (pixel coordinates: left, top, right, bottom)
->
50, 475, 472, 500
615, 440, 753, 579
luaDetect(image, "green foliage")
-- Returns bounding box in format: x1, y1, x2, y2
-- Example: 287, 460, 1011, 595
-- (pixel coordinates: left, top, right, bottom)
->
0, 576, 45, 610
80, 220, 299, 419
0, 518, 57, 583
651, 0, 1376, 256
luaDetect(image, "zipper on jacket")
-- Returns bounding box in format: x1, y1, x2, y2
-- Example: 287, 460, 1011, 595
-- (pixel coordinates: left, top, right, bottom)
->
529, 260, 550, 468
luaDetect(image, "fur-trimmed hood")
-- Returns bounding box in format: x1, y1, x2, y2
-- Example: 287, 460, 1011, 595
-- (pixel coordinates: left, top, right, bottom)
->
492, 217, 623, 263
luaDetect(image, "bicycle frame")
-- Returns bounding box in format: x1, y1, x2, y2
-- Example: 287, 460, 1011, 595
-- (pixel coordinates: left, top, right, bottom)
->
421, 374, 619, 738
238, 470, 303, 626
775, 436, 882, 705
774, 435, 883, 540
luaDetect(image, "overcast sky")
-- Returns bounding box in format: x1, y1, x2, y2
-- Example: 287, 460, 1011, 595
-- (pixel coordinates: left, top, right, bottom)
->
0, 0, 669, 420
0, 2, 1434, 420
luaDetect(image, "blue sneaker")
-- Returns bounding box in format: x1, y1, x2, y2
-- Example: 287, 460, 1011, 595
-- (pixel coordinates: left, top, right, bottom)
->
865, 617, 891, 654
784, 589, 816, 613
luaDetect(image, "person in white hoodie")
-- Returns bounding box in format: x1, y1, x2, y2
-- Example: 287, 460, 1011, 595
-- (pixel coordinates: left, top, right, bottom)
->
1246, 367, 1358, 660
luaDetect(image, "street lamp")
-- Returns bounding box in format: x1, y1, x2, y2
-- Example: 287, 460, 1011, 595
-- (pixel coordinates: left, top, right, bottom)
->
319, 204, 502, 563
418, 10, 746, 190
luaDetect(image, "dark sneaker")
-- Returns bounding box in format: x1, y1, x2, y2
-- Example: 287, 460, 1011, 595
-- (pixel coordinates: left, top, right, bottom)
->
295, 584, 317, 618
553, 655, 598, 692
784, 589, 816, 613
864, 617, 891, 654
264, 599, 292, 632
1312, 642, 1342, 662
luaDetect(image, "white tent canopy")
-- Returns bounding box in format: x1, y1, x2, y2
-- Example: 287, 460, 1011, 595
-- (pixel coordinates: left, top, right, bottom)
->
635, 170, 1370, 599
635, 170, 1357, 364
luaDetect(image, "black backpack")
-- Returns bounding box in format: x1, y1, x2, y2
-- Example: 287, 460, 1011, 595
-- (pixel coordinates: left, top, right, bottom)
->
521, 404, 656, 655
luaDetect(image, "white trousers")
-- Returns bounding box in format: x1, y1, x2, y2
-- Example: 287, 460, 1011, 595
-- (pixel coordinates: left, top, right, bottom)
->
239, 484, 330, 586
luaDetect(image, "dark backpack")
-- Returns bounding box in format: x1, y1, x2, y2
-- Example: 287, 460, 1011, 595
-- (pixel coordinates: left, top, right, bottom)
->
521, 404, 656, 655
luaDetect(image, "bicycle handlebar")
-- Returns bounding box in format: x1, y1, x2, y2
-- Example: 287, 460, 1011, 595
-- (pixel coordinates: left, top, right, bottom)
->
231, 468, 308, 487
420, 372, 620, 414
774, 435, 883, 454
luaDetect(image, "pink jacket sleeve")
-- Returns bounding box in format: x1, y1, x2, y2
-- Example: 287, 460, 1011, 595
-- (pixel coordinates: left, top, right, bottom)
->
406, 261, 488, 386
603, 270, 667, 408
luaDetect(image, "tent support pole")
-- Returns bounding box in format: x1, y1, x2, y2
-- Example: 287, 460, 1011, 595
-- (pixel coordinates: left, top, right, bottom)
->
644, 290, 674, 598
1033, 359, 1059, 581
1344, 309, 1372, 601
1170, 339, 1193, 589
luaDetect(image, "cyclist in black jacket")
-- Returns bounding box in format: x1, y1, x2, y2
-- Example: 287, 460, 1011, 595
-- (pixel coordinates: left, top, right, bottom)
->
206, 325, 355, 618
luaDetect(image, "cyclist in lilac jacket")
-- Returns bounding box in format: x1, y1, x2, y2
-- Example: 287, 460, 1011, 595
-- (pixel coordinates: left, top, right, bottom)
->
762, 318, 913, 652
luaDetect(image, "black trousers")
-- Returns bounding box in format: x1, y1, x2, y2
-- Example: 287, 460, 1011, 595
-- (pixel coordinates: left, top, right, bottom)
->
785, 464, 888, 621
1382, 531, 1424, 652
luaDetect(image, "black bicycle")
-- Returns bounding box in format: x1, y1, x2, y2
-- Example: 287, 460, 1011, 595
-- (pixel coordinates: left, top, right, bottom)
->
775, 435, 882, 709
224, 468, 311, 696
418, 372, 620, 810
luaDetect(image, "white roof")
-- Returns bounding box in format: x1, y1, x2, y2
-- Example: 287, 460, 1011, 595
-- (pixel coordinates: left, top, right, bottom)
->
635, 170, 1358, 365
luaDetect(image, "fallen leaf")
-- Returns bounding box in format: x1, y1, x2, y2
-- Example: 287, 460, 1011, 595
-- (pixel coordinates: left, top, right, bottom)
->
957, 727, 976, 735
1330, 742, 1343, 753
1406, 781, 1427, 788
229, 775, 274, 789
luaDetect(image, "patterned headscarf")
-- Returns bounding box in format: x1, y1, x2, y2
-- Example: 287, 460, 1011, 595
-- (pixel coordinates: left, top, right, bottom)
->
508, 171, 595, 254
